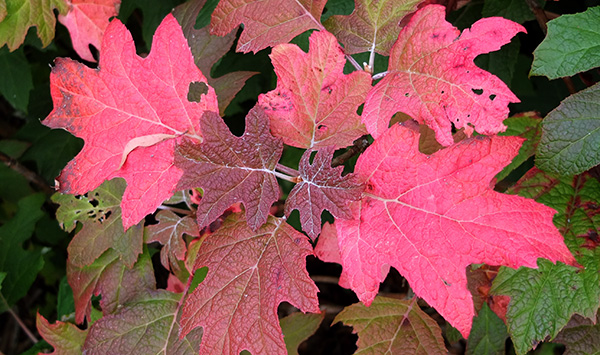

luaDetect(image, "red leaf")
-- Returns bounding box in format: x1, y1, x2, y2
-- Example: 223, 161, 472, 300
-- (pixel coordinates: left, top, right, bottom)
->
175, 107, 282, 231
335, 122, 575, 336
210, 0, 327, 53
363, 5, 524, 146
44, 14, 219, 229
58, 0, 121, 62
146, 210, 198, 271
285, 147, 363, 239
259, 31, 371, 149
180, 213, 320, 355
37, 314, 87, 355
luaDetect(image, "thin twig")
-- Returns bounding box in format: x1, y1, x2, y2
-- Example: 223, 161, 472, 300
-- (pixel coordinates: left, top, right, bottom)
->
524, 0, 548, 34
157, 205, 193, 216
311, 275, 340, 284
0, 295, 38, 344
0, 151, 53, 194
332, 136, 370, 167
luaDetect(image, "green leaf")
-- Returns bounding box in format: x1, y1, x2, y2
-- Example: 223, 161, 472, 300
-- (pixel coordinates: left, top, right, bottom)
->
0, 0, 68, 50
466, 303, 508, 355
531, 6, 600, 79
0, 193, 45, 312
0, 47, 32, 111
83, 290, 202, 354
280, 312, 324, 355
68, 246, 156, 323
36, 313, 87, 355
17, 121, 83, 184
57, 276, 75, 320
481, 0, 535, 24
492, 168, 600, 355
335, 296, 447, 353
475, 37, 520, 88
553, 313, 600, 355
536, 82, 600, 176
53, 178, 143, 268
496, 112, 542, 181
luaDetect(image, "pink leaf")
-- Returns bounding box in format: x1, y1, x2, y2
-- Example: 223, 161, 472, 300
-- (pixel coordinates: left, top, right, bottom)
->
363, 5, 524, 146
259, 31, 371, 149
44, 14, 219, 229
336, 122, 575, 336
180, 213, 320, 355
58, 0, 121, 62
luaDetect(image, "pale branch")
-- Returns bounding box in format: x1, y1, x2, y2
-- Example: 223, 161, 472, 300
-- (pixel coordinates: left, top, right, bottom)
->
0, 151, 54, 194
372, 71, 388, 80
331, 136, 370, 167
346, 54, 363, 72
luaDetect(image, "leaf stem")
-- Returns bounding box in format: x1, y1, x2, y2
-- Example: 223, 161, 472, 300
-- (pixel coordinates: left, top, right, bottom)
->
372, 71, 388, 81
157, 205, 193, 216
276, 163, 299, 177
346, 54, 363, 72
273, 169, 299, 183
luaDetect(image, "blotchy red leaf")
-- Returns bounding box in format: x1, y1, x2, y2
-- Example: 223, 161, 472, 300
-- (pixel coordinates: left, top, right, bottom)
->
180, 213, 320, 355
44, 14, 218, 229
58, 0, 121, 62
210, 0, 327, 53
175, 107, 282, 231
363, 5, 524, 146
259, 30, 371, 149
335, 122, 575, 336
285, 147, 363, 239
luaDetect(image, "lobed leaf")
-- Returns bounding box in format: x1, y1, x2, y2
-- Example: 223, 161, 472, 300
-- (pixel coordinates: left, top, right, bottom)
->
496, 112, 542, 181
362, 5, 524, 146
58, 0, 121, 62
180, 213, 320, 355
210, 0, 327, 53
83, 290, 202, 355
68, 247, 155, 323
173, 0, 257, 115
175, 107, 282, 231
531, 7, 600, 79
492, 168, 600, 355
285, 147, 363, 239
324, 0, 421, 56
259, 30, 371, 149
280, 312, 324, 355
335, 123, 575, 337
553, 313, 600, 355
465, 303, 509, 355
37, 314, 88, 355
0, 0, 68, 50
335, 296, 447, 353
44, 14, 219, 229
146, 210, 199, 271
536, 82, 600, 176
53, 179, 143, 268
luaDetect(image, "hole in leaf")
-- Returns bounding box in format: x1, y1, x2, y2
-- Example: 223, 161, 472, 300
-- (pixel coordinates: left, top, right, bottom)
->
90, 199, 99, 207
104, 210, 112, 220
489, 94, 496, 101
187, 82, 208, 102
471, 88, 483, 95
405, 93, 409, 97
